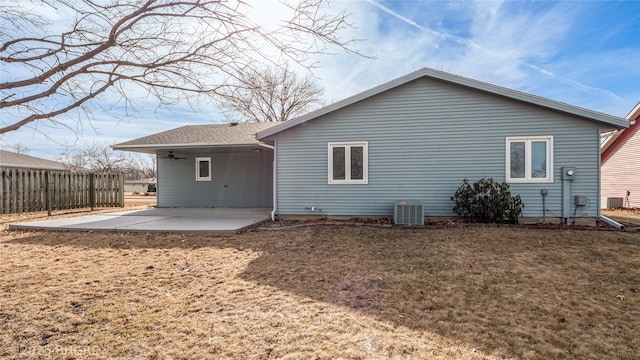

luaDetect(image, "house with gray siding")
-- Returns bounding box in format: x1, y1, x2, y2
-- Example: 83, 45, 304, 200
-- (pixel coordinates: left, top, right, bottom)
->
113, 68, 628, 224
113, 122, 277, 208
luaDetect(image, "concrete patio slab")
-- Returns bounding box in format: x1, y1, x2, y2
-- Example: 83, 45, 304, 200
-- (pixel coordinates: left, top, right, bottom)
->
8, 207, 272, 234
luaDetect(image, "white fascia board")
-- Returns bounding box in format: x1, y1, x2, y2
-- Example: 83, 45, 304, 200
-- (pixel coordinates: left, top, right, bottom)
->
257, 69, 426, 139
626, 102, 640, 121
422, 68, 629, 129
600, 102, 640, 153
256, 67, 628, 139
112, 142, 261, 153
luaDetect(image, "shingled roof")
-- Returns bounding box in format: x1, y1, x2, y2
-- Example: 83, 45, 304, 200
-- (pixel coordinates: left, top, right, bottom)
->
0, 150, 67, 170
112, 122, 278, 153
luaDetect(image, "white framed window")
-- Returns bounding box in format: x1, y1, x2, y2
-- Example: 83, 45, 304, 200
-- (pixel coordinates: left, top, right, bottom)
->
195, 157, 211, 181
328, 142, 368, 184
506, 136, 553, 183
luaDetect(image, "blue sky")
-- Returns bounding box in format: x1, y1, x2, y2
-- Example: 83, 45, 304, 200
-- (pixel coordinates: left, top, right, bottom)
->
2, 0, 639, 160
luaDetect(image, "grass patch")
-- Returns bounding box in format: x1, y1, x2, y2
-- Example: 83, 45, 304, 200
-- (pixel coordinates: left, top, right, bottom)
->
1, 226, 638, 359
602, 208, 640, 227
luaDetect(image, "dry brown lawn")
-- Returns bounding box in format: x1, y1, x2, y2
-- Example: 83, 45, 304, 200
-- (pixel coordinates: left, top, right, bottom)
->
1, 219, 638, 359
602, 208, 640, 227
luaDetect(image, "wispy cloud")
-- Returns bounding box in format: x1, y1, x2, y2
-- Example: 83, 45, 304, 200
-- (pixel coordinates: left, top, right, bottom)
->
3, 0, 638, 158
361, 0, 623, 101
364, 0, 434, 35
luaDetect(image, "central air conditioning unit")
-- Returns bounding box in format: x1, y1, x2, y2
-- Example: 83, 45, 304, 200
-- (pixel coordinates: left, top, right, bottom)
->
394, 200, 424, 225
601, 197, 623, 209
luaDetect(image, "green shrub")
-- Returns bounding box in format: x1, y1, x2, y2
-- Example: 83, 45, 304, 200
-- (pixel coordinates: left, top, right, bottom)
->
451, 178, 523, 224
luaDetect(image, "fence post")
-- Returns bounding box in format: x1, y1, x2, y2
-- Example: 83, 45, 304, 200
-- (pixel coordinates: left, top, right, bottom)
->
119, 173, 124, 207
0, 168, 3, 214
0, 168, 4, 214
46, 171, 52, 216
10, 169, 16, 213
89, 173, 95, 211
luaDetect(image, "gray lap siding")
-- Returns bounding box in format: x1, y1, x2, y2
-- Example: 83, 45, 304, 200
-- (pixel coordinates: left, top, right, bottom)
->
157, 150, 273, 207
270, 78, 602, 218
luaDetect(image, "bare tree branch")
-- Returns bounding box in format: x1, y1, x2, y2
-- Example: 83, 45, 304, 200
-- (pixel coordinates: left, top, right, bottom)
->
1, 0, 362, 135
58, 141, 154, 178
217, 63, 324, 123
5, 142, 31, 154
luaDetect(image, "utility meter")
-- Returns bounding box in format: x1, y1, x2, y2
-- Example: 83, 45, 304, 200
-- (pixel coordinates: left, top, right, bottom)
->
562, 167, 575, 180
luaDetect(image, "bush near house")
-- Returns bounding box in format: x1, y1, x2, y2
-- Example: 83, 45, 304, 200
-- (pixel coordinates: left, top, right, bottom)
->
451, 178, 523, 224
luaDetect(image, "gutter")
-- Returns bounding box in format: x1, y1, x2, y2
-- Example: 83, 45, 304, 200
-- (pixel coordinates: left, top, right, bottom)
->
258, 141, 277, 221
257, 141, 275, 150
1, 164, 68, 171
113, 142, 263, 149
600, 215, 624, 230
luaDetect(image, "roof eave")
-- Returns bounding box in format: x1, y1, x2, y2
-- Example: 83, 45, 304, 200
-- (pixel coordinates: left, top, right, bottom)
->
0, 163, 68, 171
625, 101, 640, 122
257, 67, 628, 139
112, 142, 263, 153
425, 68, 629, 129
600, 101, 640, 153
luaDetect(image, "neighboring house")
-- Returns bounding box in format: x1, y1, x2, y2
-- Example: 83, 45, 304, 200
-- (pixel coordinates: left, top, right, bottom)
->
124, 178, 156, 194
113, 68, 628, 224
601, 102, 640, 208
0, 150, 67, 170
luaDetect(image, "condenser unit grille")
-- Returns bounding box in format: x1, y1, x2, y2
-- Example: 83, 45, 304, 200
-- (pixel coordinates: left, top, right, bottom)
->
604, 197, 623, 209
394, 200, 424, 225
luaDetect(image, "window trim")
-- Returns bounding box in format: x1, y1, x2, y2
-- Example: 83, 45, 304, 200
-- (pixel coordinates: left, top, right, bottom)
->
195, 157, 212, 182
328, 141, 368, 185
506, 136, 553, 183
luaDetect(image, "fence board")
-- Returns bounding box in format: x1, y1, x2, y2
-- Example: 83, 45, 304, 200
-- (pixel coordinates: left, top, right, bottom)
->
0, 168, 123, 214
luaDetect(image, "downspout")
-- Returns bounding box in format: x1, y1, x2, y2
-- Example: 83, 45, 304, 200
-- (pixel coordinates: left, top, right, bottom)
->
155, 151, 160, 208
599, 214, 624, 229
540, 189, 548, 223
257, 140, 277, 221
597, 128, 602, 221
561, 167, 575, 225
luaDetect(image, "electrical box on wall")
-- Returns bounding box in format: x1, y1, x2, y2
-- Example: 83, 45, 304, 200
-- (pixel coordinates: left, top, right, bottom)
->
575, 195, 587, 207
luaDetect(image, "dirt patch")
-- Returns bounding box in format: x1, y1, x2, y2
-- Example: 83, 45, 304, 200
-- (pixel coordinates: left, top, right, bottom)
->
321, 275, 385, 314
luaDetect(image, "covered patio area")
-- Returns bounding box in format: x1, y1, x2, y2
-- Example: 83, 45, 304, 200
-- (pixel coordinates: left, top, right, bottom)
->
8, 207, 271, 234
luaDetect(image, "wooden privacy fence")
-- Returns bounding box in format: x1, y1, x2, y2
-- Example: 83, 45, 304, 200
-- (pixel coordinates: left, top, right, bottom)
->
0, 168, 124, 215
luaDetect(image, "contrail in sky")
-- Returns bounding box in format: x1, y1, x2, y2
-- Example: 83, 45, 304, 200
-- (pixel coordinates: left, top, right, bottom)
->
364, 0, 621, 100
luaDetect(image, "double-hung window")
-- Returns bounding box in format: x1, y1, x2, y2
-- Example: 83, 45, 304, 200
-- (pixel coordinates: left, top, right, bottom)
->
195, 157, 211, 181
328, 142, 368, 184
506, 136, 553, 183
